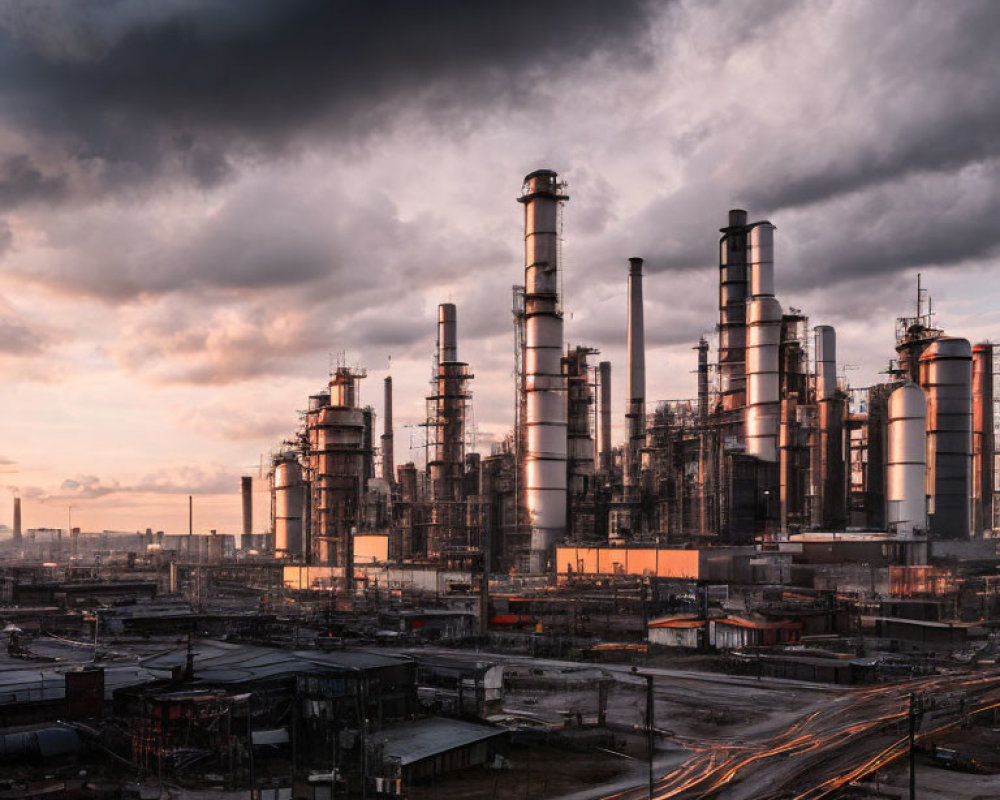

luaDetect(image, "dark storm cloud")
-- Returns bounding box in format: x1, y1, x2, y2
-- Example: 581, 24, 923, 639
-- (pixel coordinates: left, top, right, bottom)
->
0, 0, 655, 192
0, 155, 67, 210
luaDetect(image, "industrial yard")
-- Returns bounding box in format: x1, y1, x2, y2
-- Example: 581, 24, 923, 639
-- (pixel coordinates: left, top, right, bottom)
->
2, 1, 1000, 798
1, 165, 998, 798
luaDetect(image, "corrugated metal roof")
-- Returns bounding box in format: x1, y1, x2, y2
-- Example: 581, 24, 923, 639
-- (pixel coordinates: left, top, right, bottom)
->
139, 641, 413, 685
373, 717, 505, 766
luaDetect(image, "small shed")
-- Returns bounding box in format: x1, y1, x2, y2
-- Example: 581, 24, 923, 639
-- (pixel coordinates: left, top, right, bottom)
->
373, 717, 507, 783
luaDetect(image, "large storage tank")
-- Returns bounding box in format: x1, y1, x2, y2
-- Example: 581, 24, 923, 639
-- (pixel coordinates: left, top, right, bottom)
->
919, 337, 972, 540
274, 454, 304, 558
887, 382, 927, 536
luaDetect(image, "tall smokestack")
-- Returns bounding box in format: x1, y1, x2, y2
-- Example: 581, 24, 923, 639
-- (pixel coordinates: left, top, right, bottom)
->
438, 303, 457, 364
719, 209, 749, 411
518, 169, 568, 573
745, 223, 781, 463
382, 376, 394, 483
241, 476, 252, 548
12, 497, 21, 542
598, 360, 612, 475
972, 343, 994, 535
625, 257, 646, 490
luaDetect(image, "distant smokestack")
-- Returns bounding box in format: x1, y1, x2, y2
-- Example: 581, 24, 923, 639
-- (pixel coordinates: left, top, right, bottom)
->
438, 303, 457, 364
382, 376, 394, 483
519, 169, 568, 573
12, 497, 21, 542
696, 338, 709, 423
972, 343, 994, 535
241, 476, 252, 543
625, 257, 646, 489
598, 360, 612, 474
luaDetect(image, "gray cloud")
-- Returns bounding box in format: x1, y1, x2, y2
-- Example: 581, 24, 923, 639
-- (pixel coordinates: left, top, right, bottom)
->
0, 0, 655, 196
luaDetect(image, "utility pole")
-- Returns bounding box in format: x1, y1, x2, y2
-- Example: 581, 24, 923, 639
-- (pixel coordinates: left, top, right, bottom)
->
909, 692, 921, 800
646, 673, 655, 799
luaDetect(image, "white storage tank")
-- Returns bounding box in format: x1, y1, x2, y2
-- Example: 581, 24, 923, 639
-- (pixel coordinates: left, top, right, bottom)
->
887, 382, 927, 536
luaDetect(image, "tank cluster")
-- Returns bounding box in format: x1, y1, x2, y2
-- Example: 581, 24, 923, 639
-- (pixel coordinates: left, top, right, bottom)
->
260, 171, 995, 574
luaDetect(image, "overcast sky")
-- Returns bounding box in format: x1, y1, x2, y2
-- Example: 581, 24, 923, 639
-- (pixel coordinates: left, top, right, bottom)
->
0, 0, 997, 534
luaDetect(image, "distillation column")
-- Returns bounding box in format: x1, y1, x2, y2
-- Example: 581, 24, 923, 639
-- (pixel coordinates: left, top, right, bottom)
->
518, 170, 568, 573
428, 303, 472, 559
745, 223, 781, 463
719, 210, 749, 411
815, 325, 846, 528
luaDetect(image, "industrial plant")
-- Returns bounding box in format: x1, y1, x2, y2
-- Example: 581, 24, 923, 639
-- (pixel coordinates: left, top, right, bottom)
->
3, 169, 1000, 799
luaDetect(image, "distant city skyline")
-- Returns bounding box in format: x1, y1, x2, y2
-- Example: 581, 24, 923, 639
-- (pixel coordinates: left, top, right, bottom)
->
0, 0, 997, 532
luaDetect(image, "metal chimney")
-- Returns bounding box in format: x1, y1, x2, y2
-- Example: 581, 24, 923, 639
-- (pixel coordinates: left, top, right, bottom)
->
12, 497, 21, 542
518, 169, 568, 573
598, 360, 612, 475
240, 476, 252, 545
625, 257, 646, 489
438, 303, 457, 364
382, 376, 394, 484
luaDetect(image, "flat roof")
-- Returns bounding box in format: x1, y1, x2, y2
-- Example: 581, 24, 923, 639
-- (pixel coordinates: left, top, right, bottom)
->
374, 717, 505, 766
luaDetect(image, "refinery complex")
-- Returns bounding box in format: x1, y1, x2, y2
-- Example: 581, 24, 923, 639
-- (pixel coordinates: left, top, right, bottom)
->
3, 169, 1000, 799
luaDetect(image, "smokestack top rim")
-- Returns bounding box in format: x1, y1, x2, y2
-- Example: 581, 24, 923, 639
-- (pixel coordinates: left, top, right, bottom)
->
628, 257, 644, 273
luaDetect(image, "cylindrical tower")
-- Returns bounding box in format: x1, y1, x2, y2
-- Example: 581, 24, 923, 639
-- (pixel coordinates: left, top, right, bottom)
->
745, 223, 781, 462
719, 209, 749, 411
274, 454, 305, 558
888, 383, 927, 535
307, 366, 366, 571
815, 325, 845, 528
518, 169, 568, 573
625, 257, 646, 489
240, 476, 253, 549
972, 343, 994, 534
696, 337, 710, 423
382, 376, 394, 484
598, 360, 612, 475
919, 337, 972, 540
427, 303, 472, 559
438, 303, 458, 363
12, 497, 21, 542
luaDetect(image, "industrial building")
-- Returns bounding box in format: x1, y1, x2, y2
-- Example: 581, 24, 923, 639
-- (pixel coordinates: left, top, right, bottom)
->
247, 169, 995, 594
